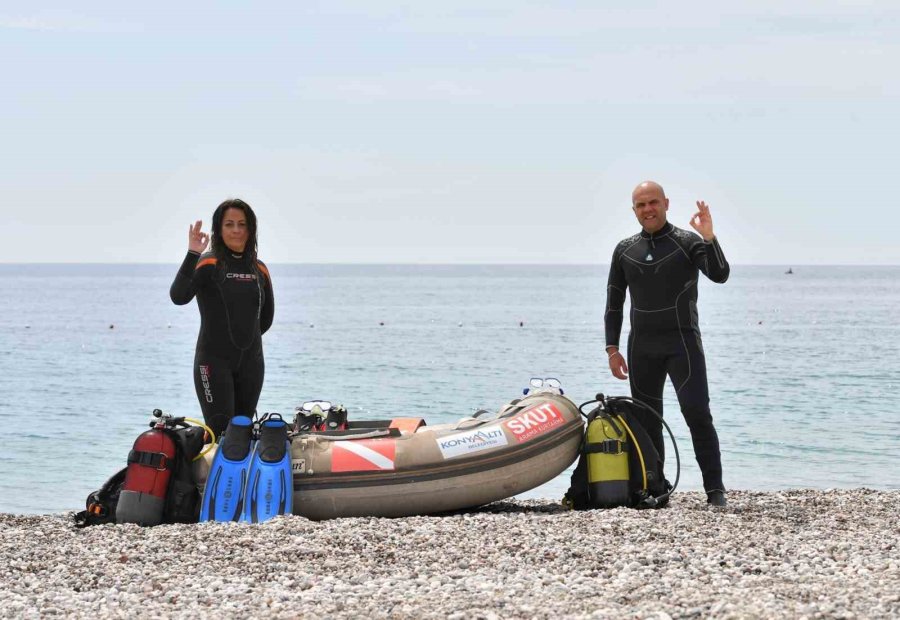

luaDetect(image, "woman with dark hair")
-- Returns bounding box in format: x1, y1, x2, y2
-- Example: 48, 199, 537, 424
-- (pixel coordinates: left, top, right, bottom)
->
170, 198, 274, 438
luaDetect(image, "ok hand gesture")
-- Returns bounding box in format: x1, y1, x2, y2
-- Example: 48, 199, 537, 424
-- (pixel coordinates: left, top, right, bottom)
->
188, 220, 210, 254
690, 201, 715, 241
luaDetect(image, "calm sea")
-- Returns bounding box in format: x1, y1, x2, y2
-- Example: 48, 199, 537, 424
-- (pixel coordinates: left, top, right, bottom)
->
0, 264, 897, 515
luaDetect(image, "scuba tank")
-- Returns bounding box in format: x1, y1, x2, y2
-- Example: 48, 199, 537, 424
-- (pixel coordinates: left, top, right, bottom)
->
115, 410, 181, 526
584, 412, 630, 507
75, 410, 212, 528
566, 393, 680, 510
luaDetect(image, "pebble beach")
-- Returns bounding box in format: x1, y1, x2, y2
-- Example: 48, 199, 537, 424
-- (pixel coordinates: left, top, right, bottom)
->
1, 489, 897, 619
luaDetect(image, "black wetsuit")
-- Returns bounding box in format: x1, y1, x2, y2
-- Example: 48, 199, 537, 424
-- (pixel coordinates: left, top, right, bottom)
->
170, 250, 274, 438
605, 222, 729, 493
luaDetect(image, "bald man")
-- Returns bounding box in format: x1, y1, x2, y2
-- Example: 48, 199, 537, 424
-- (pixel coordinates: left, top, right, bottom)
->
605, 181, 730, 506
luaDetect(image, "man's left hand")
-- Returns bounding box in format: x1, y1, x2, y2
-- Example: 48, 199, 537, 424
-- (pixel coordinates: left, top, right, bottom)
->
690, 200, 715, 241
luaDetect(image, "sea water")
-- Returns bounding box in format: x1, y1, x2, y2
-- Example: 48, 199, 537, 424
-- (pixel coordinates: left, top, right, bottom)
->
0, 264, 897, 514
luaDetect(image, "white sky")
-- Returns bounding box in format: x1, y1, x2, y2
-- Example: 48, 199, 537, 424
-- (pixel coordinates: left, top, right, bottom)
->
3, 1, 898, 264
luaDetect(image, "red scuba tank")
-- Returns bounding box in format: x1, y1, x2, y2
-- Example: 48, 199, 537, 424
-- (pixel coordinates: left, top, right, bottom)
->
115, 414, 177, 526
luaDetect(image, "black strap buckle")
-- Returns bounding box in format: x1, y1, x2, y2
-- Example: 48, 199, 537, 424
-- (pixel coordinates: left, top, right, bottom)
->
127, 449, 168, 471
584, 439, 626, 455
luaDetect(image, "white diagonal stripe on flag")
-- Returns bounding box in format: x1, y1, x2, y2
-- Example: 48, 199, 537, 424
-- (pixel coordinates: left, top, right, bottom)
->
337, 442, 395, 469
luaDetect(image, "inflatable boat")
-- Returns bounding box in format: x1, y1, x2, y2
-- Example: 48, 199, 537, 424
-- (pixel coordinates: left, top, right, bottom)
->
287, 390, 583, 519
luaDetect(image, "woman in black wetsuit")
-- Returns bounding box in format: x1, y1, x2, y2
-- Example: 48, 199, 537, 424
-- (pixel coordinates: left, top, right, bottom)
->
170, 199, 274, 438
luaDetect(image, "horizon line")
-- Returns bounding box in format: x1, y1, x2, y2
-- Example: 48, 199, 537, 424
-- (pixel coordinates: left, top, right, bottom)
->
2, 262, 899, 267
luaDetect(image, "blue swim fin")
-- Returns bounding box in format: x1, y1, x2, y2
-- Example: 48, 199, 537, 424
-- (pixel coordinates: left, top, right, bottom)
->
200, 415, 254, 522
243, 414, 292, 523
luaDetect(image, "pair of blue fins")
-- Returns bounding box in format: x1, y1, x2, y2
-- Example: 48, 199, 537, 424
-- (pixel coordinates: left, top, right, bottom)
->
200, 413, 292, 523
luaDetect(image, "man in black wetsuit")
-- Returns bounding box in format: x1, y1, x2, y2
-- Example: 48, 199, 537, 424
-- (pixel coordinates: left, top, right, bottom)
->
170, 201, 274, 439
605, 181, 729, 506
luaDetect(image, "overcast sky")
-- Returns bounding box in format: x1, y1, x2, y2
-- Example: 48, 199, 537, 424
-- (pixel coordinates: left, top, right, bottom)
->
4, 1, 898, 264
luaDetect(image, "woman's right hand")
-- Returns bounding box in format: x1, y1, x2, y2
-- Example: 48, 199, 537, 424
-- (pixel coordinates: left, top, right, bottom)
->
188, 220, 210, 253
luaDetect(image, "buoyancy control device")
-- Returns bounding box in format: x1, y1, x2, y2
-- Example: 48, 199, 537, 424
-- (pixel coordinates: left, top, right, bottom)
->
74, 410, 211, 528
73, 467, 127, 527
564, 394, 680, 510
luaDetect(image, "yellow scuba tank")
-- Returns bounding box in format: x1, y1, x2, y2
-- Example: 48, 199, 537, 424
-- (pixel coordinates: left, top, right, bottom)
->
563, 393, 677, 511
585, 413, 630, 507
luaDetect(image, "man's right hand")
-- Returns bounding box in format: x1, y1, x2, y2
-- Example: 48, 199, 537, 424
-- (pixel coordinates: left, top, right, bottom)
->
188, 220, 210, 254
607, 348, 628, 380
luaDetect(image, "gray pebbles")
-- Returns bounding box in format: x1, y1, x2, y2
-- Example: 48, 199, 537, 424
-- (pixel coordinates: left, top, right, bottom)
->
1, 489, 898, 619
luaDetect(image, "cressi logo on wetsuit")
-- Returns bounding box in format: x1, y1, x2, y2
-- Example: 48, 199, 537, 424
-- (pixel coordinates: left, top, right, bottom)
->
199, 365, 213, 403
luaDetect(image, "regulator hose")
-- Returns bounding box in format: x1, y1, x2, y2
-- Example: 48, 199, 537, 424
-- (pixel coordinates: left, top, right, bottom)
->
184, 418, 216, 461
